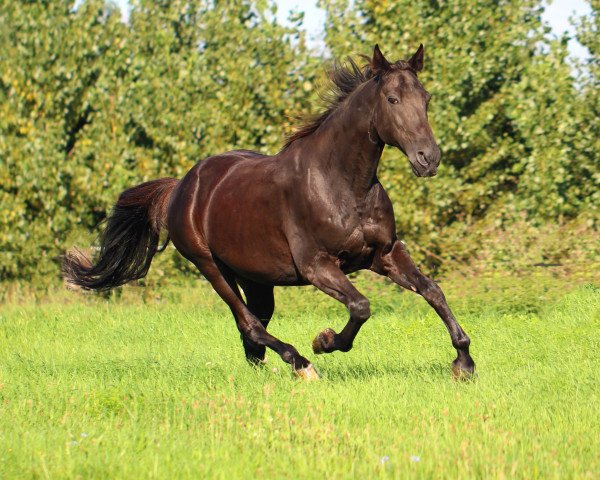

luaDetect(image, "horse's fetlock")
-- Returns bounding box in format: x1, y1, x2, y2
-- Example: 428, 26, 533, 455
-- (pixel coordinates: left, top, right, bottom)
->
281, 344, 302, 364
453, 336, 470, 350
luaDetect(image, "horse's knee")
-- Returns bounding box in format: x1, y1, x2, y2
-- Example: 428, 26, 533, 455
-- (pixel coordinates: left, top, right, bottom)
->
348, 297, 371, 323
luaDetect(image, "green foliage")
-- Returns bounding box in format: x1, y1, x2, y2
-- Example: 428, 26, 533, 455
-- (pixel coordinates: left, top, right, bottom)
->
575, 1, 600, 217
0, 1, 127, 283
0, 0, 597, 286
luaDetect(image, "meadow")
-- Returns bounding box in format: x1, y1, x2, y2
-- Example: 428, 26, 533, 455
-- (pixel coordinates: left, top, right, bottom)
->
0, 273, 598, 479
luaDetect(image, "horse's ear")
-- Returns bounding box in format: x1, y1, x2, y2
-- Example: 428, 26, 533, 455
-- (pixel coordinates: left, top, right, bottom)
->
408, 44, 424, 73
371, 44, 391, 76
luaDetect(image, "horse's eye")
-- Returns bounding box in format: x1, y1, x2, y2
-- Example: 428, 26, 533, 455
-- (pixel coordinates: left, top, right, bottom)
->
387, 96, 399, 105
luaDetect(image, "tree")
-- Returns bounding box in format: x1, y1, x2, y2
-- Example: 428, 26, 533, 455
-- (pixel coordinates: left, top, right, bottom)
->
0, 0, 128, 283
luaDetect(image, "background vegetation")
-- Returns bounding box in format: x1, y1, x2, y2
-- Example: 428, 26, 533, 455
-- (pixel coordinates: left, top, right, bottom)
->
0, 0, 598, 289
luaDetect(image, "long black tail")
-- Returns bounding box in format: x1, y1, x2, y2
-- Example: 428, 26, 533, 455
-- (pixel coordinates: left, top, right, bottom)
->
62, 178, 179, 292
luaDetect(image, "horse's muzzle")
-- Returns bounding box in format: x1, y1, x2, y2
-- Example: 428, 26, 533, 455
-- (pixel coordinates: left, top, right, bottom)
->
410, 145, 440, 177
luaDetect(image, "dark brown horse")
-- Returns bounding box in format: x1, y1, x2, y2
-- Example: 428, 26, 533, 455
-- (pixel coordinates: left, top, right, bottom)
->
64, 45, 475, 380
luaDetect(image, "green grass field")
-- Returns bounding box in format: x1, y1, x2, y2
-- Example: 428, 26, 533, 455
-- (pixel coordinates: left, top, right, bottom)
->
1, 274, 598, 479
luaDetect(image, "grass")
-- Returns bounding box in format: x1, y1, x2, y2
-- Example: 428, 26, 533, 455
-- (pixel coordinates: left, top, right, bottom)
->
0, 274, 598, 479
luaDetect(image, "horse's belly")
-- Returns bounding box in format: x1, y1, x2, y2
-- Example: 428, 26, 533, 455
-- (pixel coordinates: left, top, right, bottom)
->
216, 239, 302, 286
211, 230, 301, 285
203, 171, 300, 285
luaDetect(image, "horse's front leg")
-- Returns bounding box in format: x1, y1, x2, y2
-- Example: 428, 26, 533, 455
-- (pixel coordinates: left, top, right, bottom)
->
302, 256, 371, 354
371, 241, 475, 378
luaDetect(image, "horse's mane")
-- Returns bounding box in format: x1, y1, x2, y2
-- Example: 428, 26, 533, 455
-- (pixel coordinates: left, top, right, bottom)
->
283, 56, 414, 149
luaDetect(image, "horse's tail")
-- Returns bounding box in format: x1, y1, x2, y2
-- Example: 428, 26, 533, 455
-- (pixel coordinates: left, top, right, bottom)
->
62, 177, 179, 292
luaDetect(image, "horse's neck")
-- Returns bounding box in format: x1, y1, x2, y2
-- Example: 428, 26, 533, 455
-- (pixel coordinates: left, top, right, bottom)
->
307, 81, 384, 195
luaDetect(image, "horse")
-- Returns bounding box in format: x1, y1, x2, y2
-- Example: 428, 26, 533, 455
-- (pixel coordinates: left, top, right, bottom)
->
63, 44, 475, 380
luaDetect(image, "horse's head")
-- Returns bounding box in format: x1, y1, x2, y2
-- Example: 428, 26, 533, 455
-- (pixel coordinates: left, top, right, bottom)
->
369, 44, 440, 177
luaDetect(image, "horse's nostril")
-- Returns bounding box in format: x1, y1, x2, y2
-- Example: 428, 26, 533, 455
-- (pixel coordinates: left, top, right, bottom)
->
416, 151, 428, 167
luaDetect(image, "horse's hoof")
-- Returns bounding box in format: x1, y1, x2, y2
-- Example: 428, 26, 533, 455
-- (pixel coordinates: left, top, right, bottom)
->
312, 328, 336, 354
294, 363, 320, 381
452, 360, 476, 381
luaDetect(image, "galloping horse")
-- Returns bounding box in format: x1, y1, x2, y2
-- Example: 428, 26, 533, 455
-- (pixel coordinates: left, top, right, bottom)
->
64, 45, 475, 380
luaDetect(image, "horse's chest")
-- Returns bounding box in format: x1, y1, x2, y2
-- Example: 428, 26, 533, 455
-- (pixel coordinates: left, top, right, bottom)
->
340, 197, 394, 250
312, 184, 395, 268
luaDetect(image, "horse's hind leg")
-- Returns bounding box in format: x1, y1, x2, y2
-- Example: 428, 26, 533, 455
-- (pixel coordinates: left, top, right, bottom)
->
237, 280, 274, 364
189, 254, 315, 374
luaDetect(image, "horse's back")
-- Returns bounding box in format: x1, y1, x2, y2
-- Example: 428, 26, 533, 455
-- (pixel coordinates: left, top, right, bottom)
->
171, 149, 270, 207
